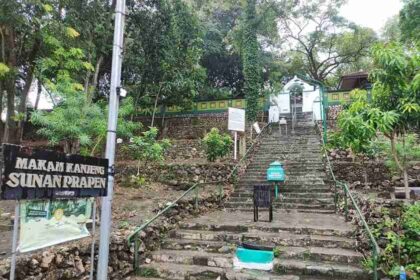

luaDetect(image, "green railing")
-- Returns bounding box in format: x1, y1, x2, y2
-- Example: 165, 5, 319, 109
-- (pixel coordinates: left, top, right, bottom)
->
315, 123, 380, 280
127, 123, 271, 272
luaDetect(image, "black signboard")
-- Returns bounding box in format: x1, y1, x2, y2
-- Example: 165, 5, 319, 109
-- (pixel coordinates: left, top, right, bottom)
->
253, 185, 273, 222
1, 144, 108, 200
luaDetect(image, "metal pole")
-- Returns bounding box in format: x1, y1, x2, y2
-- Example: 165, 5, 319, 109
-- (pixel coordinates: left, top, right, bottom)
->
89, 200, 97, 280
321, 85, 327, 144
97, 0, 126, 279
234, 131, 238, 160
9, 202, 19, 280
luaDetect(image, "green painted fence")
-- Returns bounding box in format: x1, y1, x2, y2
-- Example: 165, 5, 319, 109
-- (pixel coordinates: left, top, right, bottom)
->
139, 91, 351, 117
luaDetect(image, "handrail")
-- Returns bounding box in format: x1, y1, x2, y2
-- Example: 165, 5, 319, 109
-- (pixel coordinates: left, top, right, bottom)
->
291, 96, 297, 133
127, 123, 271, 271
315, 122, 380, 280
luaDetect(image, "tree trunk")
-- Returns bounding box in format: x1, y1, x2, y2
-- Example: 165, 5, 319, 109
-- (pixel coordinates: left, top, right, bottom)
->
3, 27, 18, 144
390, 133, 410, 199
0, 27, 5, 140
34, 80, 41, 110
250, 124, 253, 140
0, 81, 4, 140
91, 55, 103, 100
17, 69, 34, 142
150, 90, 160, 127
17, 30, 41, 143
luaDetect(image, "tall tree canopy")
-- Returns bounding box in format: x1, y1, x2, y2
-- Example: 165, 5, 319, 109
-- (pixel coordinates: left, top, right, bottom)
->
242, 0, 261, 122
124, 0, 205, 122
399, 0, 420, 43
274, 0, 377, 83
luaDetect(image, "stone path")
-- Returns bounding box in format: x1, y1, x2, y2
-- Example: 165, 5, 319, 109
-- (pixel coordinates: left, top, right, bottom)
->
136, 120, 369, 279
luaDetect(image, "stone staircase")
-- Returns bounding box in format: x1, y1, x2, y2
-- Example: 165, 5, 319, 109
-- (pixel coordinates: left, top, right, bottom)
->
225, 121, 335, 213
136, 120, 369, 280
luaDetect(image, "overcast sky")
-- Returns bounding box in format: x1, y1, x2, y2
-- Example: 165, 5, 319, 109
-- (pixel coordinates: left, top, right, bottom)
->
340, 0, 403, 33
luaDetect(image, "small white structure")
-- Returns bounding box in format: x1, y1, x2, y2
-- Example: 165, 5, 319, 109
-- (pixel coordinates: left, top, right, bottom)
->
268, 76, 322, 122
1, 79, 57, 123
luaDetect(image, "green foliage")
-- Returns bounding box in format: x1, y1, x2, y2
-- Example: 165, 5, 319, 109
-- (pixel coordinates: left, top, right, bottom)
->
375, 134, 420, 174
31, 73, 139, 155
273, 247, 281, 258
31, 76, 101, 152
129, 127, 171, 173
0, 63, 10, 77
275, 0, 377, 82
202, 128, 232, 162
370, 43, 420, 122
381, 16, 401, 43
399, 0, 420, 43
243, 0, 261, 122
332, 89, 397, 156
372, 204, 420, 279
136, 267, 159, 278
333, 43, 419, 174
118, 220, 130, 230
124, 0, 205, 112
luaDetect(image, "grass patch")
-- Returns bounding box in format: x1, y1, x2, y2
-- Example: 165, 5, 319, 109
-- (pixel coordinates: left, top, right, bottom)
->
135, 267, 159, 278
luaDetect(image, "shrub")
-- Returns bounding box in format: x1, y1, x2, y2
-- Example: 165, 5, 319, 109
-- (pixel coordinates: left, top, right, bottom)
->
202, 128, 233, 162
372, 203, 420, 279
129, 127, 171, 175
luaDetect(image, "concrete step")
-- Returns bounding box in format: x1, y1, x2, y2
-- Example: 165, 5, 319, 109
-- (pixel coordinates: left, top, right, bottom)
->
230, 192, 334, 199
178, 214, 354, 237
241, 171, 325, 175
223, 202, 335, 210
274, 259, 369, 280
237, 180, 326, 186
239, 176, 326, 182
249, 161, 323, 166
234, 187, 331, 194
245, 167, 325, 172
164, 230, 357, 251
237, 181, 328, 186
227, 197, 334, 205
140, 263, 301, 280
245, 167, 324, 172
149, 246, 363, 270
225, 208, 336, 214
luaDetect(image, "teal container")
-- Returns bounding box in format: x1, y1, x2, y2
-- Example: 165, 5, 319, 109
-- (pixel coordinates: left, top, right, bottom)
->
235, 247, 274, 264
266, 161, 285, 182
266, 161, 285, 199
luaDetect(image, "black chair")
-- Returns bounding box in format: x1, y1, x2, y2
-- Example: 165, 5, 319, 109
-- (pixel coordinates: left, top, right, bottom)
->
253, 185, 273, 222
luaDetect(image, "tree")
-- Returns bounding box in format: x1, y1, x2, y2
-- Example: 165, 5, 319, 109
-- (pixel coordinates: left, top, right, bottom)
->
0, 0, 46, 143
202, 128, 232, 162
335, 43, 420, 199
189, 0, 280, 101
31, 74, 138, 155
0, 0, 114, 143
399, 0, 420, 43
30, 24, 137, 155
381, 16, 401, 43
275, 0, 377, 82
242, 0, 261, 123
128, 127, 171, 175
198, 3, 245, 99
124, 0, 205, 125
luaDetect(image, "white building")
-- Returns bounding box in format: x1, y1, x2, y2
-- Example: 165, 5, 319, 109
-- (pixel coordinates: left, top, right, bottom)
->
269, 76, 322, 123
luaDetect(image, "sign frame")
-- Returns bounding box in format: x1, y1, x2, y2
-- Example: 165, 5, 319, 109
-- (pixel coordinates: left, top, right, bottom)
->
228, 107, 246, 132
1, 144, 109, 200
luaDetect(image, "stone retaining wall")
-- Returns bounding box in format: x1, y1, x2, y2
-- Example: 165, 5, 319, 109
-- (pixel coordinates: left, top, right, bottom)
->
117, 162, 235, 190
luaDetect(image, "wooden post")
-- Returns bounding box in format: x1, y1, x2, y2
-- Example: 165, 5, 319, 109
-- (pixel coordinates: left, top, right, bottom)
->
234, 131, 238, 160
239, 134, 246, 157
